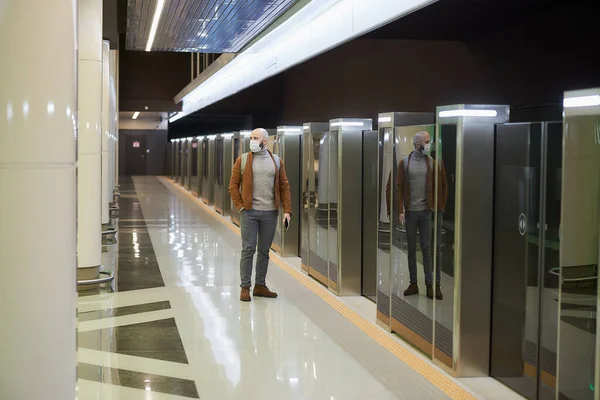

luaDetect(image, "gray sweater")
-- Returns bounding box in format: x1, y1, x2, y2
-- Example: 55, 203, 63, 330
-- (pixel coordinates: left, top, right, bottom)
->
407, 151, 428, 211
252, 150, 276, 211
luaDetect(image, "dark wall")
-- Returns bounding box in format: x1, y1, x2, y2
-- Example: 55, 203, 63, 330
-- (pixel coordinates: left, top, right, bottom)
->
119, 130, 168, 176
119, 38, 190, 112
281, 39, 488, 123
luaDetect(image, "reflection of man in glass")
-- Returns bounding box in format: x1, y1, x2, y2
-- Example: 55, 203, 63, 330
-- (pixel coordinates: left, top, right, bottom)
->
395, 131, 448, 300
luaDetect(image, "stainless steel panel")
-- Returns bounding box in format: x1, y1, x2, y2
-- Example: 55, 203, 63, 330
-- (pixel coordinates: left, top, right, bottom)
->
435, 104, 509, 376
557, 88, 600, 400
179, 141, 185, 185
196, 138, 203, 197
201, 137, 215, 205
190, 139, 200, 195
185, 140, 192, 190
300, 132, 311, 272
214, 136, 225, 214
329, 118, 373, 296
207, 137, 216, 206
491, 122, 561, 400
220, 135, 233, 216
303, 124, 329, 286
272, 126, 302, 257
376, 112, 434, 331
362, 130, 378, 301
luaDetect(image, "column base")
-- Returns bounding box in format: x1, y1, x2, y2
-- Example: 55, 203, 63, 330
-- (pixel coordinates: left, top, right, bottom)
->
77, 265, 100, 291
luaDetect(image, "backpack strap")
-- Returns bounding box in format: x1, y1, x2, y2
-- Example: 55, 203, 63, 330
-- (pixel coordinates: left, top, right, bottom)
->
240, 152, 280, 176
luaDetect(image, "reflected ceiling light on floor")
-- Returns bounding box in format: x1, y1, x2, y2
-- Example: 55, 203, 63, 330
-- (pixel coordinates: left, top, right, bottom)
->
132, 111, 140, 120
146, 0, 166, 51
563, 94, 600, 108
438, 109, 498, 118
331, 121, 364, 127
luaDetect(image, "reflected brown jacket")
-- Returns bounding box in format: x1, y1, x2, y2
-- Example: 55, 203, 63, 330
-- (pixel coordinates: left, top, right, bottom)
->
385, 152, 449, 215
228, 151, 293, 214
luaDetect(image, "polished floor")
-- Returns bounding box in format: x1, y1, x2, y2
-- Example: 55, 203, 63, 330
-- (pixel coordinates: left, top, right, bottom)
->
76, 176, 516, 400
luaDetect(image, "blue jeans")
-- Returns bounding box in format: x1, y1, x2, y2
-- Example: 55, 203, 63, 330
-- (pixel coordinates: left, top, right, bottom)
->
240, 210, 278, 287
405, 210, 434, 285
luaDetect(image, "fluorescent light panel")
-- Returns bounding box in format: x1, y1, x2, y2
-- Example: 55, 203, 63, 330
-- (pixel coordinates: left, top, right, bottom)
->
207, 135, 217, 139
378, 116, 392, 123
438, 109, 498, 118
132, 111, 140, 120
146, 0, 166, 52
221, 133, 234, 138
278, 128, 302, 134
331, 121, 364, 127
563, 95, 600, 108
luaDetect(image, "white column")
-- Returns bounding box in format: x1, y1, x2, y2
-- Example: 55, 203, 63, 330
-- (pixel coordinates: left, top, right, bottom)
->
114, 51, 120, 188
0, 1, 77, 398
101, 41, 110, 225
109, 50, 118, 196
78, 0, 103, 280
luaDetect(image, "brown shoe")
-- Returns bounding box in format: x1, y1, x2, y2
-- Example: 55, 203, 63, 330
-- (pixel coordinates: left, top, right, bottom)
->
240, 286, 251, 302
435, 285, 443, 300
426, 285, 434, 300
403, 283, 419, 296
253, 284, 278, 298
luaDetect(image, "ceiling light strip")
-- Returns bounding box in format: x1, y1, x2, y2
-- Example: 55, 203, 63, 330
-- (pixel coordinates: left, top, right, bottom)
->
438, 109, 498, 118
132, 111, 140, 120
563, 94, 600, 108
146, 0, 166, 51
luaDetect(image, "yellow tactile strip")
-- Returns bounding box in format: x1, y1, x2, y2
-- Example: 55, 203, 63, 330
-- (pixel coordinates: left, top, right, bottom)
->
159, 177, 477, 400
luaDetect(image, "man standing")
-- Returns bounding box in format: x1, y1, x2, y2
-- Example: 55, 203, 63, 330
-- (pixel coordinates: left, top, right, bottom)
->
229, 128, 292, 302
395, 131, 448, 300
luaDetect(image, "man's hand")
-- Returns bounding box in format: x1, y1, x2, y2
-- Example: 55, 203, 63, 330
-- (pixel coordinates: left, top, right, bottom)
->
283, 213, 291, 226
399, 213, 405, 225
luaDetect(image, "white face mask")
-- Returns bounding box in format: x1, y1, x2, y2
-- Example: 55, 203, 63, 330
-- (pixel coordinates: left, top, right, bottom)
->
250, 140, 263, 153
421, 143, 431, 155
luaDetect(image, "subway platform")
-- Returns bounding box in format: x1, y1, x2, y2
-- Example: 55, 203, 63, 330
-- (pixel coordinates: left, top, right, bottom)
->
76, 176, 522, 400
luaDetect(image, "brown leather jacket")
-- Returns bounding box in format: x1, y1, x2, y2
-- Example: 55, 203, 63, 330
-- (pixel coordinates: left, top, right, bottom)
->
228, 151, 293, 214
385, 153, 448, 215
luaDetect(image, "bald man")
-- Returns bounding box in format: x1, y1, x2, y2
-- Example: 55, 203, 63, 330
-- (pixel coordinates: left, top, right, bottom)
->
229, 128, 292, 301
395, 131, 448, 300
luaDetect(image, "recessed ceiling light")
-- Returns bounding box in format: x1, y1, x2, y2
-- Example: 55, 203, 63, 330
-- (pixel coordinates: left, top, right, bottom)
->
146, 0, 165, 51
132, 111, 140, 120
563, 94, 600, 108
